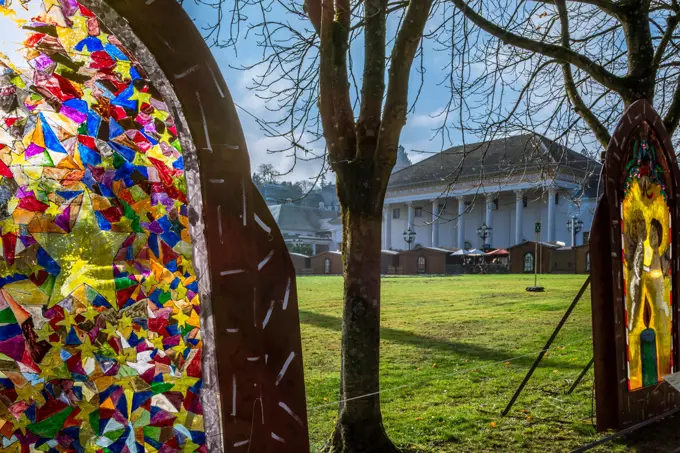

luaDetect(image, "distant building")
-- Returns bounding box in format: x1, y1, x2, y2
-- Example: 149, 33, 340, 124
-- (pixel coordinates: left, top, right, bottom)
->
268, 204, 340, 254
382, 133, 601, 251
257, 182, 301, 205
255, 181, 340, 211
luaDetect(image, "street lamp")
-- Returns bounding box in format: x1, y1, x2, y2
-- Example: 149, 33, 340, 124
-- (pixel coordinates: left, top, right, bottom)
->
403, 228, 416, 250
566, 216, 584, 247
477, 222, 492, 250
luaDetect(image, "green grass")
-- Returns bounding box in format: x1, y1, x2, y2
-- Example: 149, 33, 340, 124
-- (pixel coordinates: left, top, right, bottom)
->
298, 274, 680, 452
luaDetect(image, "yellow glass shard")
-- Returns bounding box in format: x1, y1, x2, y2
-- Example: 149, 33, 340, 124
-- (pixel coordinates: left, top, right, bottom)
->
33, 193, 129, 307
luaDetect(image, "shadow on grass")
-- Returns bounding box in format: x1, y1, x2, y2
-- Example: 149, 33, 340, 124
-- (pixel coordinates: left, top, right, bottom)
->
300, 310, 586, 371
609, 412, 680, 453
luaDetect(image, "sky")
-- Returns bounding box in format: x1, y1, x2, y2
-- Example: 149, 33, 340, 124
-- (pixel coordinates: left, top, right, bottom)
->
181, 1, 485, 184
0, 1, 591, 185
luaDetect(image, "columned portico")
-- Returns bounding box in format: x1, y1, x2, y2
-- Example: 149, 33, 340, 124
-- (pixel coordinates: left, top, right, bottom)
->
380, 133, 601, 252
484, 194, 493, 248
383, 205, 392, 249
547, 188, 556, 243
431, 199, 440, 248
382, 183, 592, 250
515, 190, 523, 245
457, 196, 465, 249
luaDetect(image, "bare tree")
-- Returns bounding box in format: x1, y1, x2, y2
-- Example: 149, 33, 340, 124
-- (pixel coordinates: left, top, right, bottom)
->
252, 162, 280, 185
443, 0, 680, 152
188, 0, 680, 451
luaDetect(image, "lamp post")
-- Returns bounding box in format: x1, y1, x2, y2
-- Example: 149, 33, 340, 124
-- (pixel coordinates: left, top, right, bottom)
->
566, 216, 584, 247
477, 222, 492, 250
403, 228, 416, 250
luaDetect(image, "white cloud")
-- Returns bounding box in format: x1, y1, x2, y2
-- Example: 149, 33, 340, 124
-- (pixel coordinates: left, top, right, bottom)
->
407, 112, 445, 129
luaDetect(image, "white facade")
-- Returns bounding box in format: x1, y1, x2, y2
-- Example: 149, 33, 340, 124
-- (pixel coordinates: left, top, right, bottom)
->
382, 186, 597, 251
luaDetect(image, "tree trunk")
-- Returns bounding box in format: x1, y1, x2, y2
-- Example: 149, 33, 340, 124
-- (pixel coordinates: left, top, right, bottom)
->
326, 203, 398, 453
620, 2, 655, 103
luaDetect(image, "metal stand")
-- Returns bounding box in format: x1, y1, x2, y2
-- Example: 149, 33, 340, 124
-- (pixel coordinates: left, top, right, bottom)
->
527, 227, 545, 292
502, 276, 591, 416
567, 357, 594, 395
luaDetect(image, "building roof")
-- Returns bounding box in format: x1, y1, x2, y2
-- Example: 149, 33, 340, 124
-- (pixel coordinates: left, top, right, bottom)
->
402, 246, 458, 255
312, 250, 342, 257
506, 240, 563, 250
390, 133, 601, 191
269, 204, 339, 232
381, 250, 400, 255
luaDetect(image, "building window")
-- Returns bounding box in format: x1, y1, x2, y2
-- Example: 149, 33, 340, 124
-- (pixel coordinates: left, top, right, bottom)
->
417, 256, 426, 273
523, 252, 535, 273
585, 252, 590, 272
392, 208, 400, 219
523, 196, 528, 208
555, 192, 560, 205
583, 231, 590, 244
414, 207, 423, 217
324, 258, 331, 274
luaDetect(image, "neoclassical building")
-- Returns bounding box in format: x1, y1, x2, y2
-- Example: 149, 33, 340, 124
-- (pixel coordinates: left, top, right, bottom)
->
382, 133, 601, 251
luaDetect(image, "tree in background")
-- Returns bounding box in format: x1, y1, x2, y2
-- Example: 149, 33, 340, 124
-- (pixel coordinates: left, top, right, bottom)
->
194, 0, 680, 451
288, 242, 314, 256
252, 163, 279, 185
305, 2, 434, 451
224, 1, 435, 451
446, 0, 680, 149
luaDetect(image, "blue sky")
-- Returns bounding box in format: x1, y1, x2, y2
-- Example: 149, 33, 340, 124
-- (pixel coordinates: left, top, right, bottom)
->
0, 1, 591, 184
182, 1, 482, 183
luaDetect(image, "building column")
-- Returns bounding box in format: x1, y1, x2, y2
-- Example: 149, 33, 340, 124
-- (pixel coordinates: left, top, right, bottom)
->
431, 199, 439, 248
407, 201, 414, 231
485, 194, 493, 248
312, 243, 317, 255
515, 190, 524, 245
384, 204, 392, 250
457, 196, 466, 249
547, 188, 556, 243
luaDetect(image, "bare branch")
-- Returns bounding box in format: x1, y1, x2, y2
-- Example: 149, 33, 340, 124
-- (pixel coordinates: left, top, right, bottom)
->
532, 0, 621, 16
448, 0, 628, 94
556, 0, 612, 147
318, 0, 357, 167
378, 0, 435, 176
357, 0, 388, 161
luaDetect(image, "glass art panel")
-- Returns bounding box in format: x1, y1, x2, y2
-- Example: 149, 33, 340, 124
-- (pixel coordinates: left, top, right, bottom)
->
622, 130, 674, 391
0, 0, 206, 450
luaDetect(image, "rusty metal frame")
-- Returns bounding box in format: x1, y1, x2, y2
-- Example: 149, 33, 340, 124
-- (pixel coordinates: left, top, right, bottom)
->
82, 0, 311, 450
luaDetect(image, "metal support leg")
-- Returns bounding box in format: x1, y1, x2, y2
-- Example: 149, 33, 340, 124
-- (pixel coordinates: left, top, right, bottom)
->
501, 276, 591, 416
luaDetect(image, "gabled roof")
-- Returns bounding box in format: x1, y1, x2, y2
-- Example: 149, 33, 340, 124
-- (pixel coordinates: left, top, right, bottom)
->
389, 133, 601, 190
402, 246, 459, 254
269, 204, 339, 232
507, 240, 562, 250
312, 250, 342, 258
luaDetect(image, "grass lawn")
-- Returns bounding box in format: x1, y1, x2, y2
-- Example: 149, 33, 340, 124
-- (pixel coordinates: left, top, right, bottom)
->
298, 274, 680, 452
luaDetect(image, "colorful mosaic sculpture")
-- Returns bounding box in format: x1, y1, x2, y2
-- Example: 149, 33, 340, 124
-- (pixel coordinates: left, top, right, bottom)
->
0, 0, 206, 450
591, 99, 680, 431
622, 138, 673, 391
